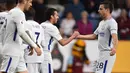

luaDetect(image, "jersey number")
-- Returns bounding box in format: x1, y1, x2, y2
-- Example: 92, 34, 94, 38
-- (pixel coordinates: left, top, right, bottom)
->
96, 62, 104, 71
27, 32, 40, 49
35, 32, 40, 43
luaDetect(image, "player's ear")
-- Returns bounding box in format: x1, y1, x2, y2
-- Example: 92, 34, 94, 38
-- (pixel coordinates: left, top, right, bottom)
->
51, 15, 54, 19
106, 8, 109, 12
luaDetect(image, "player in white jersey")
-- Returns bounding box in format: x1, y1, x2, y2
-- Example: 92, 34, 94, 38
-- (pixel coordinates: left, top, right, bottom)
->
0, 0, 42, 73
40, 8, 79, 73
0, 0, 7, 69
0, 0, 16, 68
76, 1, 118, 73
24, 7, 45, 73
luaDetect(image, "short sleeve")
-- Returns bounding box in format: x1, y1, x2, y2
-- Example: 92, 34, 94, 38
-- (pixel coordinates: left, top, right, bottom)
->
94, 27, 99, 35
109, 21, 118, 34
49, 26, 62, 41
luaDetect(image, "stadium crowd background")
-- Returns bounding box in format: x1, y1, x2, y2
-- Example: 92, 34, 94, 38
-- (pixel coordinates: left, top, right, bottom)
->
30, 0, 130, 73
0, 0, 130, 73
32, 0, 130, 40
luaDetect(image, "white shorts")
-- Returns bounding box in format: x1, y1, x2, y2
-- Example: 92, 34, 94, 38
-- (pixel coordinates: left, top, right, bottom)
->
27, 63, 43, 73
0, 55, 27, 73
95, 51, 116, 73
41, 51, 53, 73
42, 60, 53, 73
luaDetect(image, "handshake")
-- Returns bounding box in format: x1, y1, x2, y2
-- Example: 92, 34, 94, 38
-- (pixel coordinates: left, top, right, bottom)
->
28, 43, 42, 56
71, 31, 80, 39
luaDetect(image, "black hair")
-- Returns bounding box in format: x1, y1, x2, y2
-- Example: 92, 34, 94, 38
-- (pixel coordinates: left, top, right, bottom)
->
100, 1, 114, 13
25, 7, 35, 20
44, 8, 58, 21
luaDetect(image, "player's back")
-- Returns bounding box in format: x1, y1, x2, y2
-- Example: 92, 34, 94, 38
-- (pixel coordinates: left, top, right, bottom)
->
3, 7, 26, 56
24, 20, 44, 63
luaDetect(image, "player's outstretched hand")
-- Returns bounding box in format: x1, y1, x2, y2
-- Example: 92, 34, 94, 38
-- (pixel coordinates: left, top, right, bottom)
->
34, 47, 42, 56
110, 48, 116, 56
72, 31, 80, 39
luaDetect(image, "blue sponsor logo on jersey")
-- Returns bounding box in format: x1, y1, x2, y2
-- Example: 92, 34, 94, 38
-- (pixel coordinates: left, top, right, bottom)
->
99, 32, 105, 37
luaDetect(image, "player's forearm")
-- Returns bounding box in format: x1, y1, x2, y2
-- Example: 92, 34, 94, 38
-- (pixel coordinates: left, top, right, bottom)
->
59, 36, 75, 46
77, 34, 97, 40
25, 30, 36, 43
18, 30, 37, 49
112, 34, 118, 49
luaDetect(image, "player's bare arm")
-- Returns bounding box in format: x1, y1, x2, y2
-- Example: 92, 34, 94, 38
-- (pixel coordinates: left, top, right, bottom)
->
58, 31, 79, 46
110, 33, 118, 56
77, 34, 97, 40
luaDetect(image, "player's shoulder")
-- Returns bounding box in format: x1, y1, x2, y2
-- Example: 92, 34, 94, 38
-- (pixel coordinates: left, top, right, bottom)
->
27, 20, 41, 28
0, 11, 8, 16
9, 7, 24, 16
27, 20, 39, 25
41, 21, 57, 29
107, 18, 117, 24
98, 20, 104, 26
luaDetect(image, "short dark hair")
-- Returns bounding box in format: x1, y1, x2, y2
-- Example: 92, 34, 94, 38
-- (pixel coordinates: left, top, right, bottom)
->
100, 1, 114, 13
44, 8, 58, 21
25, 7, 35, 20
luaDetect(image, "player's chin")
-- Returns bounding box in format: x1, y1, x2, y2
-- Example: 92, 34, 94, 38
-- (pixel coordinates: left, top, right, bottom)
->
55, 21, 58, 24
25, 7, 30, 11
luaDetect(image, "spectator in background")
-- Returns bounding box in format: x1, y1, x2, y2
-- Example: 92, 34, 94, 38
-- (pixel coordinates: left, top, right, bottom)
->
66, 39, 90, 73
60, 11, 76, 38
111, 0, 121, 19
32, 0, 48, 23
116, 9, 130, 40
64, 0, 85, 20
76, 11, 93, 35
126, 0, 130, 18
83, 0, 98, 14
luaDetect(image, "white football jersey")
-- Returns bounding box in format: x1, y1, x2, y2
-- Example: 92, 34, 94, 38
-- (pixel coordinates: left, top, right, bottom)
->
2, 7, 37, 56
94, 18, 118, 51
40, 21, 62, 51
0, 11, 8, 54
24, 20, 45, 63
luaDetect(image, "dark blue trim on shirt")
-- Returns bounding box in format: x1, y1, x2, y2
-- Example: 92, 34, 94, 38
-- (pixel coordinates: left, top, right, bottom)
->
48, 37, 53, 50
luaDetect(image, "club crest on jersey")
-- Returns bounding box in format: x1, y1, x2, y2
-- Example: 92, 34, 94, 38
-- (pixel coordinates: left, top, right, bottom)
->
101, 24, 106, 30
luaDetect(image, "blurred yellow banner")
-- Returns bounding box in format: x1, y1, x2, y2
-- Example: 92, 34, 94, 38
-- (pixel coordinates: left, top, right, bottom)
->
112, 41, 130, 72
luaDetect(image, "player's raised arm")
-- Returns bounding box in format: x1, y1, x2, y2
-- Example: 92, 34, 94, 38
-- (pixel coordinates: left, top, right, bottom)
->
76, 34, 97, 40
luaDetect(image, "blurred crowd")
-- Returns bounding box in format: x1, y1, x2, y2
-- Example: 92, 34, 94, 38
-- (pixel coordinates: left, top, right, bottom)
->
31, 0, 130, 40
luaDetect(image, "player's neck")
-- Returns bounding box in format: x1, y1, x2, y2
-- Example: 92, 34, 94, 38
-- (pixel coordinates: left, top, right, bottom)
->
104, 13, 112, 20
49, 19, 54, 24
16, 3, 25, 11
